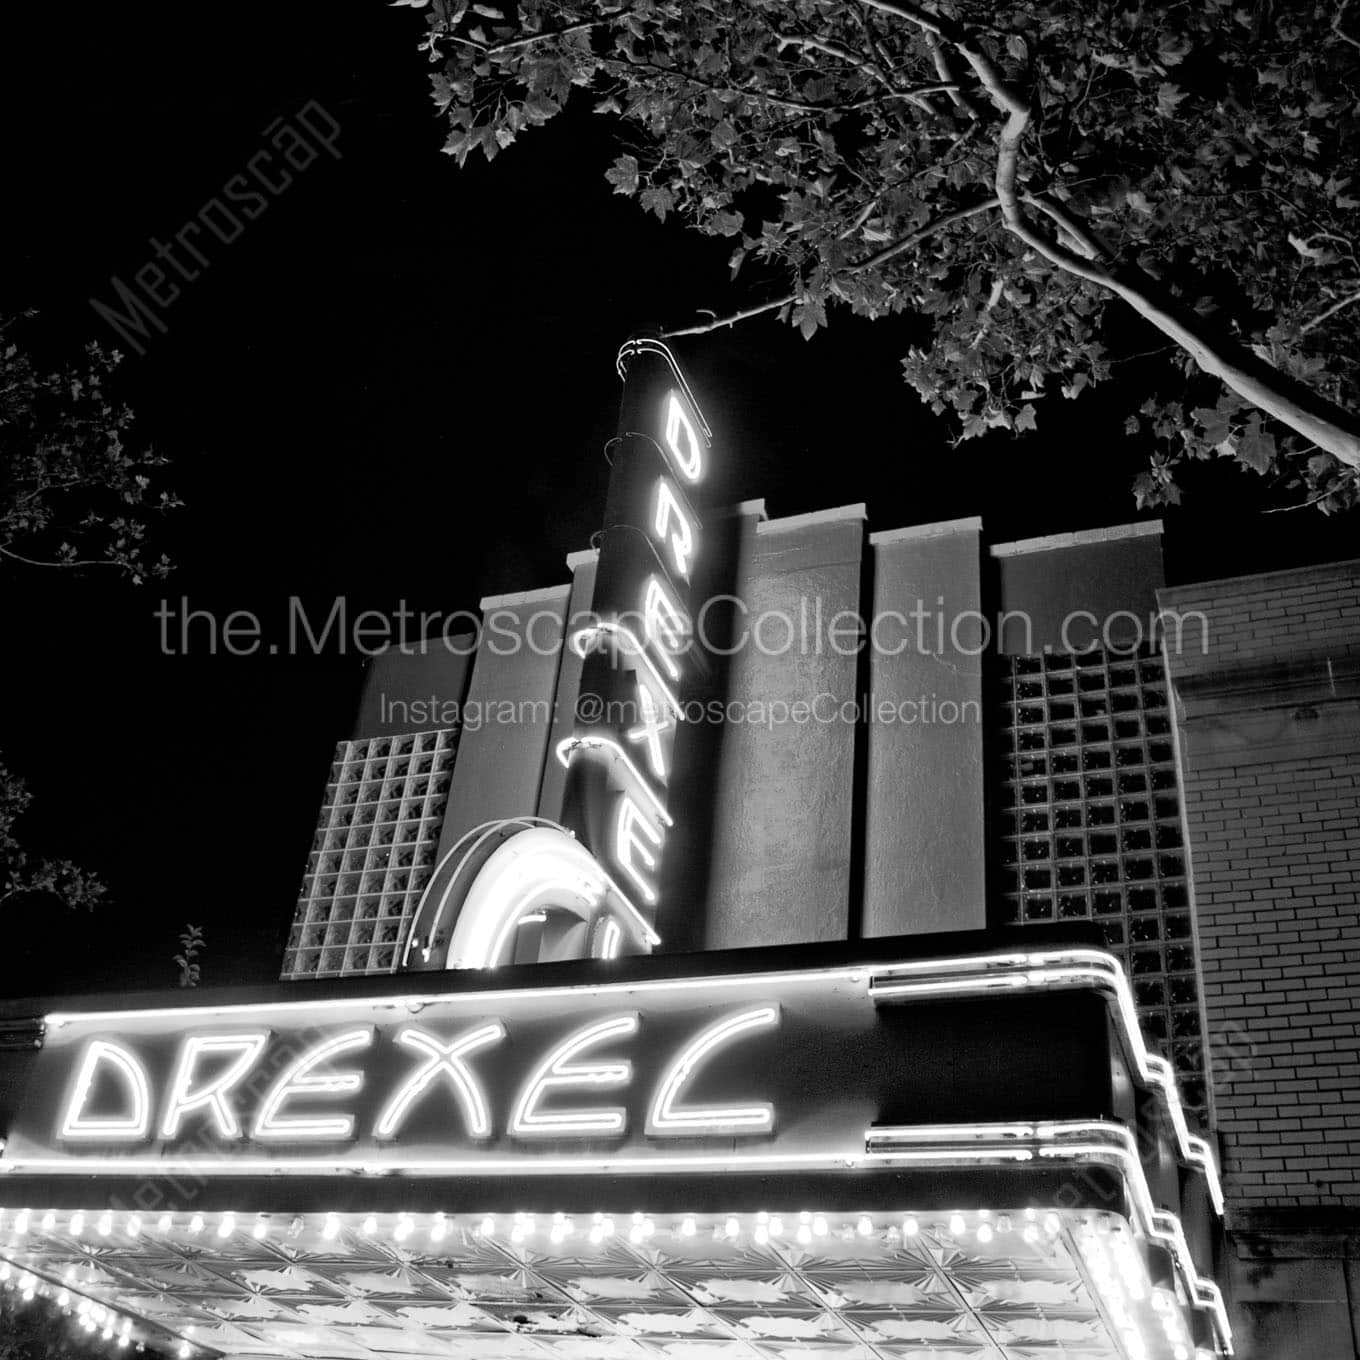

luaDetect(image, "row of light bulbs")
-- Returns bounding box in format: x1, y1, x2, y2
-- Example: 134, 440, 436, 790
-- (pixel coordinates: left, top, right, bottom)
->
2, 1205, 1067, 1251
0, 1260, 195, 1358
2, 1208, 1203, 1360
1077, 1222, 1206, 1360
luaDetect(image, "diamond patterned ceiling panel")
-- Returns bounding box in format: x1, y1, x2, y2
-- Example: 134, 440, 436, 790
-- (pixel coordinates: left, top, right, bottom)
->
0, 1205, 1222, 1360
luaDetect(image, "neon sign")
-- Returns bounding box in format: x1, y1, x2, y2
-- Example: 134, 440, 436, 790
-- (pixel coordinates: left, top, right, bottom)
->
556, 335, 711, 956
48, 1004, 775, 1152
1, 950, 1222, 1212
400, 338, 709, 971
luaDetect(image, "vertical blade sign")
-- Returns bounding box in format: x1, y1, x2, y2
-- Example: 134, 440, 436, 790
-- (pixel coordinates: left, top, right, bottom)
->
556, 337, 711, 958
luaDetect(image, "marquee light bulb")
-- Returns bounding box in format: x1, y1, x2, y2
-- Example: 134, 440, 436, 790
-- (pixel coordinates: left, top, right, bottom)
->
976, 1223, 994, 1244
126, 1214, 142, 1238
188, 1214, 204, 1235
949, 1214, 966, 1236
902, 1216, 919, 1237
69, 1212, 85, 1236
812, 1215, 828, 1237
724, 1217, 739, 1239
97, 1211, 113, 1236
857, 1216, 873, 1237
322, 1213, 340, 1240
157, 1215, 172, 1233
252, 1216, 268, 1240
362, 1215, 377, 1236
680, 1216, 696, 1238
478, 1217, 495, 1237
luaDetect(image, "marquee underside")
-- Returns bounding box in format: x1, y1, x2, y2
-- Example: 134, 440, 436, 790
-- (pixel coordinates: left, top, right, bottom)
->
0, 1205, 1204, 1360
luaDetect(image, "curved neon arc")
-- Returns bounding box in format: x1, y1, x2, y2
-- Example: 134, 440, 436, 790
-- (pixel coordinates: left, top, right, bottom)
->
444, 825, 660, 971
614, 337, 713, 440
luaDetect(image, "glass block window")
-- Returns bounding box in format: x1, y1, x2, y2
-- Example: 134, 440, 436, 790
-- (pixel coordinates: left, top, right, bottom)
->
281, 731, 458, 980
992, 647, 1206, 1118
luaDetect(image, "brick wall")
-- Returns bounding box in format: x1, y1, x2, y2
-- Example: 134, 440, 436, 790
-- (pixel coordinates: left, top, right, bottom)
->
1160, 560, 1360, 1216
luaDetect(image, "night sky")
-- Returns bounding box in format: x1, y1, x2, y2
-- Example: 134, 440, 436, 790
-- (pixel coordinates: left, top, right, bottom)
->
3, 4, 1354, 997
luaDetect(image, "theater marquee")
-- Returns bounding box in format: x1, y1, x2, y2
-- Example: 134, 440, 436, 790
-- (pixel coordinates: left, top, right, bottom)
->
0, 949, 1231, 1358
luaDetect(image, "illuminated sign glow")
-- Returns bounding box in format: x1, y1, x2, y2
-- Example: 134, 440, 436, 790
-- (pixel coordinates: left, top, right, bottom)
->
653, 478, 695, 580
641, 575, 689, 682
60, 1041, 151, 1142
508, 1015, 639, 1139
663, 391, 704, 482
252, 1029, 373, 1141
160, 1032, 270, 1140
552, 337, 712, 953
7, 946, 1220, 1263
646, 1006, 779, 1137
374, 1024, 505, 1141
436, 825, 659, 972
613, 797, 664, 905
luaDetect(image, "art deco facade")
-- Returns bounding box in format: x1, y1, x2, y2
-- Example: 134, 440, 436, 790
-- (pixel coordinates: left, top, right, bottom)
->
0, 340, 1354, 1360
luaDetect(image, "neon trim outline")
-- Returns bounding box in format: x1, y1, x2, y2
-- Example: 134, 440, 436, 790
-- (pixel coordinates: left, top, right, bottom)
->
35, 949, 1211, 1203
438, 824, 659, 969
866, 949, 1224, 1210
614, 338, 713, 440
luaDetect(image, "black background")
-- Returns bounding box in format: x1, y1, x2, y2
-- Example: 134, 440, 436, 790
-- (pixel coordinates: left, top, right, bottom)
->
2, 3, 1353, 995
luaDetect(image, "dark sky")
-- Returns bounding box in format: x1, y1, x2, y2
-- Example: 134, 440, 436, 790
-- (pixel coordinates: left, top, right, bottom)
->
2, 3, 1354, 997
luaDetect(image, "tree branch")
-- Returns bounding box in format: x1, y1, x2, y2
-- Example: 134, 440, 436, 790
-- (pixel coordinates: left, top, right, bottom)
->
922, 31, 989, 122
615, 55, 956, 114
774, 33, 938, 112
1335, 0, 1360, 51
857, 0, 1360, 469
439, 15, 618, 57
1299, 288, 1360, 336
0, 544, 115, 570
663, 194, 1001, 337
